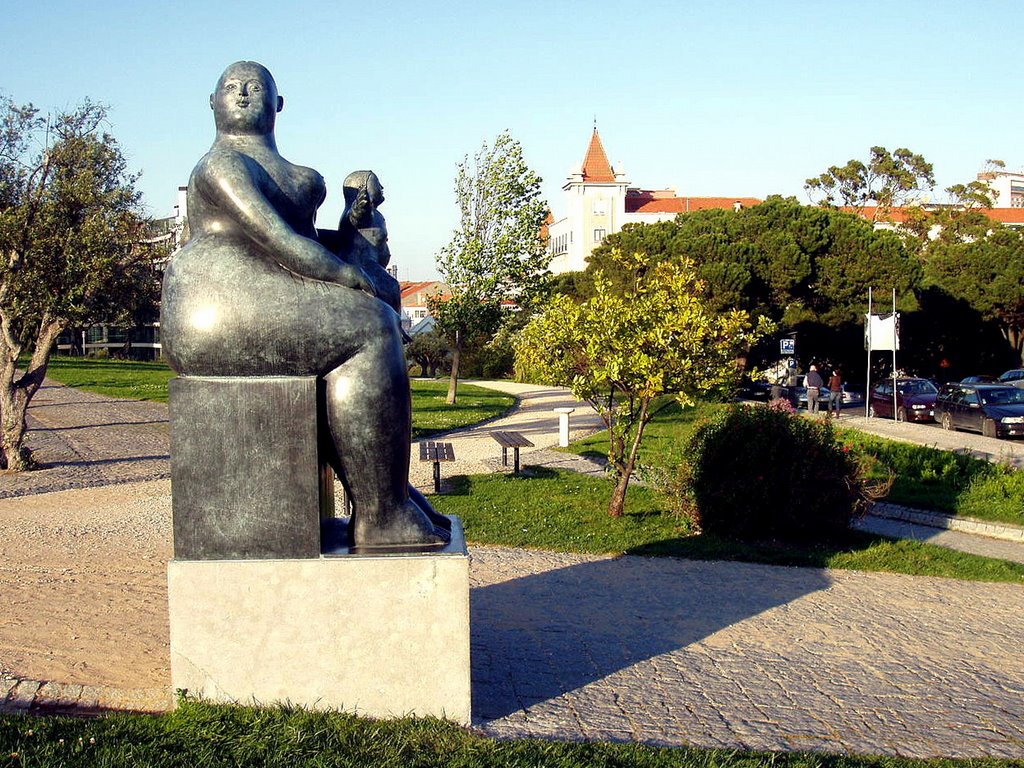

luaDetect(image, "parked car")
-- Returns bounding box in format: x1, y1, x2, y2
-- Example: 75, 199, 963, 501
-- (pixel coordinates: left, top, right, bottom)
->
783, 378, 863, 410
935, 383, 1024, 438
960, 375, 997, 384
784, 375, 832, 409
868, 377, 938, 422
833, 384, 865, 406
997, 369, 1024, 388
738, 377, 771, 401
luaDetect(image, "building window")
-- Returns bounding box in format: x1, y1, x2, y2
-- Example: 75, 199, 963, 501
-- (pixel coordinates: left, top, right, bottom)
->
594, 228, 606, 243
592, 199, 606, 215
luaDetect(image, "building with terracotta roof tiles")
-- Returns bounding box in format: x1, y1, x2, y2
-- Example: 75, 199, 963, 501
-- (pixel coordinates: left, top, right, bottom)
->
546, 127, 762, 274
844, 168, 1024, 232
399, 280, 450, 335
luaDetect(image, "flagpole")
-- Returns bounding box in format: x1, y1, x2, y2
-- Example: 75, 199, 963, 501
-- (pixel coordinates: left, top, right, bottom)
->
892, 288, 898, 421
866, 288, 872, 418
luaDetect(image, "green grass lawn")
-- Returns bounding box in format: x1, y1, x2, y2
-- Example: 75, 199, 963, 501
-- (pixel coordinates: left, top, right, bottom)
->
42, 356, 175, 402
38, 357, 515, 438
430, 467, 1024, 583
565, 398, 724, 472
2, 698, 1020, 768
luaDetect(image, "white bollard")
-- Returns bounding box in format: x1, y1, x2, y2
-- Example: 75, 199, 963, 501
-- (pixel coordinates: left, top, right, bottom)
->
554, 407, 575, 447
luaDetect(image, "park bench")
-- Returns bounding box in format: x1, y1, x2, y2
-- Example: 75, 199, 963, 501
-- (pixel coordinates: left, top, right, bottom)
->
419, 440, 455, 493
489, 430, 534, 475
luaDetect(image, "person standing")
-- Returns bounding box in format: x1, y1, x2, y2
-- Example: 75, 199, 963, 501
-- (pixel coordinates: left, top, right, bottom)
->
828, 368, 843, 418
806, 364, 824, 415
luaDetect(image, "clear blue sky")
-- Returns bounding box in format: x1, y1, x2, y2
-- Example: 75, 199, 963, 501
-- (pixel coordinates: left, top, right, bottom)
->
3, 1, 1019, 280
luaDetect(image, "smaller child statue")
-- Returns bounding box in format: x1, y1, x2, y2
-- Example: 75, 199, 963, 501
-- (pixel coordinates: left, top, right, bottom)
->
337, 170, 402, 315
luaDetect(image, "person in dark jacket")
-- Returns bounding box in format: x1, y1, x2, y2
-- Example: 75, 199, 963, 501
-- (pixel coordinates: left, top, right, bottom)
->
806, 364, 825, 414
828, 369, 843, 418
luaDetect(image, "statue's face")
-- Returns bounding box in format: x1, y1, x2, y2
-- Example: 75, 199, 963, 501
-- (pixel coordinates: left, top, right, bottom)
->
210, 62, 282, 135
367, 174, 385, 206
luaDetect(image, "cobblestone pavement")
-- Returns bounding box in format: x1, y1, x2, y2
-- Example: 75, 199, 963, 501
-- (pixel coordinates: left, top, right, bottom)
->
470, 546, 1024, 758
3, 505, 1023, 759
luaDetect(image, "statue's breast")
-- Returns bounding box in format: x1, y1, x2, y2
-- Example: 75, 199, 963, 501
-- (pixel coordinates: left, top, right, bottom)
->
261, 162, 325, 234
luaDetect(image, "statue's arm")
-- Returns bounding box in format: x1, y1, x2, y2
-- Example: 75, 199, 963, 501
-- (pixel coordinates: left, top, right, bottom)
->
195, 151, 373, 292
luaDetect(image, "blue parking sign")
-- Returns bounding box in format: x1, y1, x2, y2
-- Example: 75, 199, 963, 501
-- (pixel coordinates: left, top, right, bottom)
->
780, 338, 795, 355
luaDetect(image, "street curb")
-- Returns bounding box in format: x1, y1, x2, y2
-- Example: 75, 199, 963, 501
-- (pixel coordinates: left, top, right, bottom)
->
0, 675, 171, 716
870, 502, 1024, 543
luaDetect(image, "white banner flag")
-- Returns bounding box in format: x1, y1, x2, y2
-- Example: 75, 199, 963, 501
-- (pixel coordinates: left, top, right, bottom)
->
865, 313, 899, 351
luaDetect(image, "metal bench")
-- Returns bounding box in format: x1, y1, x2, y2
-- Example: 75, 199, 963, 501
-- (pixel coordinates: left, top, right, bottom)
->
419, 440, 455, 493
489, 431, 534, 474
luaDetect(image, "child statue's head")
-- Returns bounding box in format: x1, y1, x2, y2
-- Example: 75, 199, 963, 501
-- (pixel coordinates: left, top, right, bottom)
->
343, 170, 384, 208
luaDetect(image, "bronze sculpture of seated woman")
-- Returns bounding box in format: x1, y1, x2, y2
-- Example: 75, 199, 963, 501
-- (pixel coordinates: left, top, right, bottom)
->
161, 61, 448, 550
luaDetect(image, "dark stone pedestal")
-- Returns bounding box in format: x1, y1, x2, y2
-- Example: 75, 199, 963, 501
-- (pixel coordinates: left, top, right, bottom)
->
169, 376, 334, 560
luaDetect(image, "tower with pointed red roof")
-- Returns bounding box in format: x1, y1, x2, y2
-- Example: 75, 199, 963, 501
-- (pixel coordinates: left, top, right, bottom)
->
547, 127, 762, 273
547, 127, 630, 274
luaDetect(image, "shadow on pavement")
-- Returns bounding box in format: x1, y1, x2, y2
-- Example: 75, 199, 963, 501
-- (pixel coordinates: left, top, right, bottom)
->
30, 420, 169, 432
471, 555, 831, 720
61, 455, 170, 468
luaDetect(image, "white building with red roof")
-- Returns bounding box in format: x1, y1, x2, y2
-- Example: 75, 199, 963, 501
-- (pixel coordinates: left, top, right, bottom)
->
399, 280, 449, 335
546, 128, 761, 273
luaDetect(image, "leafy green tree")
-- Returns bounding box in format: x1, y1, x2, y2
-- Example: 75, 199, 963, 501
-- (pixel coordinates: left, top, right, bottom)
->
925, 226, 1024, 365
897, 163, 1003, 249
586, 197, 919, 329
515, 250, 770, 517
405, 329, 450, 377
433, 131, 549, 403
804, 146, 935, 221
0, 98, 160, 469
812, 213, 921, 326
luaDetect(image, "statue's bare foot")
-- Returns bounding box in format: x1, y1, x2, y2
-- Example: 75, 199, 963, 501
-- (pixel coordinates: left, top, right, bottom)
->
352, 500, 450, 550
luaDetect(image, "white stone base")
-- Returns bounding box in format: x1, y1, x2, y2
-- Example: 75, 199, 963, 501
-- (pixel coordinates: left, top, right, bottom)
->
167, 535, 470, 723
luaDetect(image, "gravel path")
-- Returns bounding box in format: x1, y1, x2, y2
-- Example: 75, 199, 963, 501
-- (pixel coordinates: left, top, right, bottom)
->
2, 382, 170, 499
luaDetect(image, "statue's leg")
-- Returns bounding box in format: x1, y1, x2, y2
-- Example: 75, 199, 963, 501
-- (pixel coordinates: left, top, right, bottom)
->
323, 319, 447, 548
408, 483, 452, 532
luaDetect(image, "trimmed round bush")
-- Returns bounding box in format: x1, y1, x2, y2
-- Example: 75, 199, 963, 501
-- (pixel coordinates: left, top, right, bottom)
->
685, 403, 870, 542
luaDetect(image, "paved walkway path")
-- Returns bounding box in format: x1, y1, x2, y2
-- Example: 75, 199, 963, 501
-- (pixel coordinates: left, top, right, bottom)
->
1, 383, 1023, 758
407, 380, 606, 492
855, 514, 1024, 563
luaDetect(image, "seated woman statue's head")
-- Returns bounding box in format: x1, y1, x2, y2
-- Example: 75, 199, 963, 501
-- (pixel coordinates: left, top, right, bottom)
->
210, 61, 283, 136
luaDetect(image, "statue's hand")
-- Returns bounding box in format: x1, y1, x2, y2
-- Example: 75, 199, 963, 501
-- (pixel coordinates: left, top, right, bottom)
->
349, 189, 372, 227
334, 261, 376, 295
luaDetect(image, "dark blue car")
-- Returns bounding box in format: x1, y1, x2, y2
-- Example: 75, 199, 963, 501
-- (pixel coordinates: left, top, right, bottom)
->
936, 384, 1024, 438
